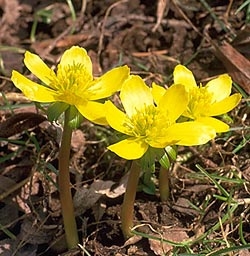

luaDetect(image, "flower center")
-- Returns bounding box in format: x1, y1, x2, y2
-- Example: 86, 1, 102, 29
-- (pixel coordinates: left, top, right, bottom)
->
187, 86, 213, 118
124, 105, 171, 144
49, 63, 93, 105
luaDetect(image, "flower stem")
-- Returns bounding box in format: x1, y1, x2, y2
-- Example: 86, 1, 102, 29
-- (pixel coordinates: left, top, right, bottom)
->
159, 166, 170, 202
121, 160, 141, 239
58, 108, 79, 249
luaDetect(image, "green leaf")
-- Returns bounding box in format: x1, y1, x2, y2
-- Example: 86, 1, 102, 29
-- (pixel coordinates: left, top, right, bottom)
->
140, 147, 164, 172
142, 182, 156, 195
165, 145, 178, 161
68, 105, 84, 129
47, 102, 69, 122
138, 170, 156, 195
159, 153, 170, 169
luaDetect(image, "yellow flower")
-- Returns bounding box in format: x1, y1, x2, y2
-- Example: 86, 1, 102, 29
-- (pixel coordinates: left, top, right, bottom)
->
173, 65, 242, 132
105, 75, 216, 160
11, 46, 129, 125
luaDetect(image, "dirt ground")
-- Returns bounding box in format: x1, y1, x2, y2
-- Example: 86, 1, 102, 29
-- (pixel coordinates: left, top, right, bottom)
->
0, 0, 249, 255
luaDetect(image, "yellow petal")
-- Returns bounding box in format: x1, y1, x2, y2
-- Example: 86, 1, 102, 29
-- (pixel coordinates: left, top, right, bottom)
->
88, 65, 130, 100
165, 122, 216, 146
59, 46, 92, 76
24, 51, 55, 86
173, 64, 197, 90
151, 82, 166, 105
108, 138, 148, 160
158, 84, 188, 122
76, 100, 107, 125
105, 101, 131, 135
196, 117, 229, 133
207, 93, 241, 116
205, 74, 232, 102
120, 75, 154, 117
11, 71, 57, 102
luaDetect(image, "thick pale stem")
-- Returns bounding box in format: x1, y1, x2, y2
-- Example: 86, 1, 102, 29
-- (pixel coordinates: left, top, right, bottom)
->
121, 160, 141, 239
58, 109, 79, 248
159, 166, 170, 201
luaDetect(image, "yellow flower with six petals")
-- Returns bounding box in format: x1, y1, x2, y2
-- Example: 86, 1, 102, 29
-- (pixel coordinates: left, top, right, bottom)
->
11, 46, 129, 125
105, 75, 216, 160
153, 65, 242, 132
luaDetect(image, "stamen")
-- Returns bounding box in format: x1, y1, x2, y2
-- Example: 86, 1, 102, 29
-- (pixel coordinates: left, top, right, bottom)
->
48, 63, 93, 105
123, 105, 172, 144
188, 87, 213, 118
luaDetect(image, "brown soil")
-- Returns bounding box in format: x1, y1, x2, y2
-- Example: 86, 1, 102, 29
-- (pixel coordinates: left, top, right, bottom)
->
0, 0, 249, 255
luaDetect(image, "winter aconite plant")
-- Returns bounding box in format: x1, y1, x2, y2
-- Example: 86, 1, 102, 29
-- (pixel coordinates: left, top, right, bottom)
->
105, 69, 241, 238
105, 75, 222, 238
11, 45, 242, 246
152, 64, 242, 200
11, 46, 129, 249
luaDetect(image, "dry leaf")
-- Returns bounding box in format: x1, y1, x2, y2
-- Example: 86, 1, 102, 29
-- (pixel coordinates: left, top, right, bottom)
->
71, 129, 85, 152
73, 180, 115, 216
149, 227, 188, 255
20, 216, 55, 245
232, 25, 250, 59
239, 249, 250, 256
0, 113, 46, 138
152, 0, 170, 32
0, 238, 37, 256
105, 171, 129, 198
0, 203, 19, 228
172, 197, 200, 216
